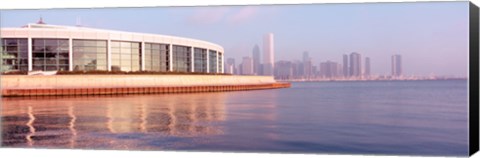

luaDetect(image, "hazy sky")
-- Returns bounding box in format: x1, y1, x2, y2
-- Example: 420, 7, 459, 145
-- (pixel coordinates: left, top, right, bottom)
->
0, 2, 470, 77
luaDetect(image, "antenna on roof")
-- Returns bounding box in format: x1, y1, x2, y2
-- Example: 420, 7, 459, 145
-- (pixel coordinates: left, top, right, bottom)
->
37, 16, 46, 24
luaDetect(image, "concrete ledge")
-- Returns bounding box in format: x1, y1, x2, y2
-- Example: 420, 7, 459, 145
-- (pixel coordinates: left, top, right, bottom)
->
1, 83, 291, 97
1, 75, 290, 97
1, 75, 275, 89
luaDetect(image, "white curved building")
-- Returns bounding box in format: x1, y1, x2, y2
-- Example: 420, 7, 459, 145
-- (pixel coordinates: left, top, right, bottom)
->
0, 21, 224, 73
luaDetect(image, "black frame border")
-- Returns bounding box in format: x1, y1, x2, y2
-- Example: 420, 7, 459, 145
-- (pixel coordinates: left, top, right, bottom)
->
470, 1, 479, 156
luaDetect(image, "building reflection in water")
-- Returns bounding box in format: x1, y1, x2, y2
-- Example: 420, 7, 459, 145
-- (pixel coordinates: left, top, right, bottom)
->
1, 93, 226, 149
68, 104, 77, 148
26, 106, 35, 147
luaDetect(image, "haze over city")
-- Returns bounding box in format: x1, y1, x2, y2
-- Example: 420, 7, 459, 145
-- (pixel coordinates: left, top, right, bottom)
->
0, 2, 469, 77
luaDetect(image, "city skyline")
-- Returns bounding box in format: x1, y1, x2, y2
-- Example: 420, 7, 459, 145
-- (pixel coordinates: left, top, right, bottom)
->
233, 49, 413, 80
0, 2, 469, 77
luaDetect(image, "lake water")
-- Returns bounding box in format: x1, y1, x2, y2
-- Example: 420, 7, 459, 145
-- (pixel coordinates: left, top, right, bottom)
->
1, 80, 469, 156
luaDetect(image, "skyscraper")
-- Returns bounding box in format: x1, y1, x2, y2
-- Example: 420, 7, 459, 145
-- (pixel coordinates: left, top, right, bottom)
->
303, 51, 310, 63
274, 60, 293, 80
364, 57, 370, 77
225, 58, 236, 74
263, 33, 274, 76
312, 65, 318, 78
343, 54, 349, 78
349, 52, 362, 78
320, 61, 340, 79
241, 56, 253, 75
302, 51, 312, 79
391, 54, 402, 77
291, 60, 302, 79
237, 63, 243, 75
252, 44, 261, 75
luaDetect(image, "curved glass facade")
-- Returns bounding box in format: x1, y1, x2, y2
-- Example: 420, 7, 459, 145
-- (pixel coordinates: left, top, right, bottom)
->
172, 45, 191, 72
1, 36, 223, 74
218, 52, 223, 73
209, 50, 217, 73
111, 41, 141, 72
72, 39, 107, 71
1, 38, 28, 72
194, 48, 207, 73
32, 39, 69, 71
144, 43, 169, 72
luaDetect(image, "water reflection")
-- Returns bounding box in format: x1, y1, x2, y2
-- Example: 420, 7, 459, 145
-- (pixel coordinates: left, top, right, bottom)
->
2, 81, 467, 155
26, 106, 35, 147
2, 93, 226, 149
68, 105, 77, 148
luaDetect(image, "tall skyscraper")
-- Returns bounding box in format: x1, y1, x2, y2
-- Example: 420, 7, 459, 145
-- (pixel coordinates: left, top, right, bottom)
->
305, 59, 313, 79
302, 51, 312, 79
225, 58, 236, 74
364, 57, 370, 77
263, 33, 274, 76
343, 54, 349, 78
252, 44, 261, 75
241, 56, 253, 75
349, 52, 362, 78
391, 54, 402, 77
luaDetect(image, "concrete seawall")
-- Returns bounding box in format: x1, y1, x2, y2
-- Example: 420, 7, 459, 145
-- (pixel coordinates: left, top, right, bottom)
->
1, 75, 290, 97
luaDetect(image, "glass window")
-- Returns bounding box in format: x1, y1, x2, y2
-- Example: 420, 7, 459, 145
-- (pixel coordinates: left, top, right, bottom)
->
32, 40, 44, 46
30, 38, 69, 71
84, 41, 96, 47
59, 59, 69, 65
1, 38, 28, 72
97, 54, 106, 59
72, 39, 107, 71
5, 39, 18, 46
111, 48, 120, 53
44, 39, 58, 46
144, 44, 151, 49
59, 40, 69, 47
152, 44, 160, 50
46, 66, 57, 71
172, 45, 191, 72
110, 40, 141, 71
111, 55, 120, 60
218, 52, 223, 72
131, 43, 140, 49
96, 41, 107, 47
120, 42, 131, 48
144, 43, 169, 72
120, 54, 131, 60
111, 41, 120, 47
209, 50, 217, 73
121, 48, 131, 54
33, 66, 43, 71
131, 49, 139, 54
73, 40, 84, 47
194, 48, 207, 73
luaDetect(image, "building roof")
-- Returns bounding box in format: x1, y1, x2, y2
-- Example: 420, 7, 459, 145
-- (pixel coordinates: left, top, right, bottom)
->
4, 21, 223, 51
